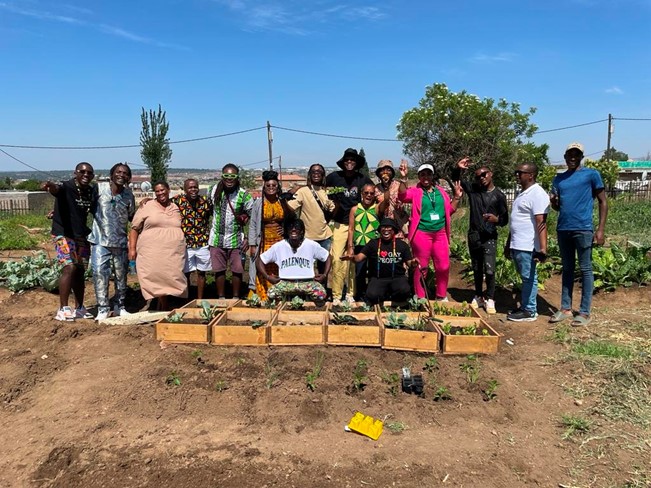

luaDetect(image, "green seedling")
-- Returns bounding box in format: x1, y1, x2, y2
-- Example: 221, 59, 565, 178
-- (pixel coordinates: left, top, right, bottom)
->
250, 319, 266, 329
234, 356, 246, 366
408, 294, 429, 311
385, 421, 406, 434
191, 349, 204, 364
167, 312, 185, 323
215, 380, 228, 392
351, 359, 368, 393
433, 385, 452, 401
459, 355, 481, 384
381, 371, 400, 397
331, 312, 358, 325
166, 371, 181, 387
384, 311, 408, 329
423, 357, 438, 373
287, 296, 306, 310
305, 351, 324, 391
339, 300, 353, 313
455, 324, 477, 336
560, 414, 592, 440
265, 360, 282, 389
441, 322, 452, 334
360, 303, 373, 312
246, 293, 262, 307
483, 379, 499, 401
199, 300, 219, 323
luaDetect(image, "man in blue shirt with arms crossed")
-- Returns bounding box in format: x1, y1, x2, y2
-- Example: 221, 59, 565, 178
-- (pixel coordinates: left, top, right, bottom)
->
549, 142, 608, 327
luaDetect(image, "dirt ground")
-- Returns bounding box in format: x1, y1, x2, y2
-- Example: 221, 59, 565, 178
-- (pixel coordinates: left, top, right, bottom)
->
1, 260, 650, 488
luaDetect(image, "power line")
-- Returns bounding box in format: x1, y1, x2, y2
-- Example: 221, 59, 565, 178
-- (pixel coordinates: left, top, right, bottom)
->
613, 117, 651, 121
549, 149, 605, 165
272, 125, 399, 142
0, 148, 62, 180
0, 126, 266, 150
534, 119, 608, 134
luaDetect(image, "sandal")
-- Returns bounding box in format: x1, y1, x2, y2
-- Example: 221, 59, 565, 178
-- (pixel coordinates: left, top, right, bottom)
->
571, 314, 591, 327
549, 310, 573, 324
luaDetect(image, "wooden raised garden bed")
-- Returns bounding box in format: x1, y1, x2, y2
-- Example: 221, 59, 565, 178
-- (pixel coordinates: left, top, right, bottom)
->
437, 317, 501, 355
155, 308, 216, 344
326, 311, 381, 347
211, 309, 273, 346
429, 300, 482, 320
380, 311, 441, 353
268, 310, 327, 346
181, 298, 240, 309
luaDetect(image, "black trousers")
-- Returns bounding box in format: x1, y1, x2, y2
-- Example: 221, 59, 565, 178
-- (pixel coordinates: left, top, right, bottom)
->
365, 276, 411, 305
468, 235, 497, 299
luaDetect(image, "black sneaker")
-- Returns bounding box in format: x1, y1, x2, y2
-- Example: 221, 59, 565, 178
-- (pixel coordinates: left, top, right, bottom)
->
507, 309, 538, 322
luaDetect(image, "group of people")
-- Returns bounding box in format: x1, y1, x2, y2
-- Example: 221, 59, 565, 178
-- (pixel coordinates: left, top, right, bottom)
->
44, 142, 607, 327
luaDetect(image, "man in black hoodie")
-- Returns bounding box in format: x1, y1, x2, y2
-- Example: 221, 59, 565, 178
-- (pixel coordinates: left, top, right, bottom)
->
452, 157, 508, 314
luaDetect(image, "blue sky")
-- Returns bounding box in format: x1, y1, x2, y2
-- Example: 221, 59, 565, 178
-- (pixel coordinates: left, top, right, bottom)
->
1, 0, 650, 174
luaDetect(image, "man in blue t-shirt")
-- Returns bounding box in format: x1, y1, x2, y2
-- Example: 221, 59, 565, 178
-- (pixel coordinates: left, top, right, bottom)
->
549, 142, 608, 327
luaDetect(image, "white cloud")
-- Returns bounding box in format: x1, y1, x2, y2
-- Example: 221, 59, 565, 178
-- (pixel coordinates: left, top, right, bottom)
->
0, 2, 85, 24
605, 86, 624, 95
470, 52, 516, 63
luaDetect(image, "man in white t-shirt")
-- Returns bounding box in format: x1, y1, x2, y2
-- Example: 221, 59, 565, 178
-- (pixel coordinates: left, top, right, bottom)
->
256, 219, 332, 305
505, 163, 550, 322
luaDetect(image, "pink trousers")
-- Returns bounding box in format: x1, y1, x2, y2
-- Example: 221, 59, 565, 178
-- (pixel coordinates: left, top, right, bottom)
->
411, 229, 450, 299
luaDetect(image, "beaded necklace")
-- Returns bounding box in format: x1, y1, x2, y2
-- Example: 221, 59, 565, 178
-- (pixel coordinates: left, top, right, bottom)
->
377, 237, 397, 278
74, 180, 93, 214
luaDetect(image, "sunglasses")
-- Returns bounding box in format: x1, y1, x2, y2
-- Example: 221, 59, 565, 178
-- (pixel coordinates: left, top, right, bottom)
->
76, 170, 94, 175
222, 174, 238, 180
310, 170, 325, 175
514, 170, 532, 176
362, 191, 376, 196
475, 171, 490, 179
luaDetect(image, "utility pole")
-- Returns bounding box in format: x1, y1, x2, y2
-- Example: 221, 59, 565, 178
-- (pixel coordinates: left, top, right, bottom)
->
278, 155, 283, 189
267, 121, 274, 171
606, 113, 613, 160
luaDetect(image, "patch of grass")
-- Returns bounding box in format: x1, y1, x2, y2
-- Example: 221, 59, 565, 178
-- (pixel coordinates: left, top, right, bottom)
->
571, 340, 635, 359
591, 363, 651, 427
385, 421, 406, 434
0, 213, 51, 250
560, 414, 592, 440
547, 324, 572, 344
625, 465, 650, 488
305, 351, 324, 391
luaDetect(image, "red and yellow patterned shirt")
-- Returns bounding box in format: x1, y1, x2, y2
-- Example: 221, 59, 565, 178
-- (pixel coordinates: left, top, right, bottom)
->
171, 194, 213, 248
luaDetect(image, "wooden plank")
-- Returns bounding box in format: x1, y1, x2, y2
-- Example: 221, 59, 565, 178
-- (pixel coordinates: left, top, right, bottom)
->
380, 312, 440, 352
155, 309, 212, 343
326, 312, 381, 347
269, 310, 326, 345
211, 309, 274, 346
439, 319, 501, 355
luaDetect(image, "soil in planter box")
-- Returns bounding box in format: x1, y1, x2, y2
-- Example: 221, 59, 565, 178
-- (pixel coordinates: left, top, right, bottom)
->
284, 306, 327, 312
330, 319, 378, 327
442, 324, 493, 336
275, 320, 322, 326
220, 319, 267, 328
330, 305, 373, 313
161, 318, 209, 325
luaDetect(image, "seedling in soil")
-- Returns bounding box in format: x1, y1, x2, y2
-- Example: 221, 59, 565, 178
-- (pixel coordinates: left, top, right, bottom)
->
408, 294, 429, 311
331, 312, 358, 325
381, 371, 400, 397
560, 414, 592, 440
350, 359, 368, 393
423, 357, 438, 373
215, 380, 228, 392
265, 361, 282, 389
199, 300, 219, 323
338, 301, 353, 313
166, 371, 181, 387
265, 299, 278, 309
431, 301, 473, 317
305, 351, 324, 391
360, 303, 373, 312
250, 320, 266, 329
384, 312, 408, 329
246, 293, 262, 307
287, 296, 305, 310
234, 356, 246, 366
385, 421, 406, 434
432, 385, 452, 401
459, 355, 481, 384
482, 379, 499, 401
167, 312, 185, 323
548, 324, 571, 344
191, 349, 204, 365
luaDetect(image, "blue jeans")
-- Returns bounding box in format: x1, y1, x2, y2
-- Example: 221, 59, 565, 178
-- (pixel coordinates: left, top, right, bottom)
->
557, 230, 594, 315
512, 250, 538, 314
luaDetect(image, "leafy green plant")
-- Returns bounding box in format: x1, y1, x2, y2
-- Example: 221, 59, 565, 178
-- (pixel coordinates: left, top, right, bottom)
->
560, 414, 592, 440
250, 319, 266, 329
385, 421, 406, 434
423, 357, 438, 373
165, 371, 181, 387
339, 300, 353, 313
326, 186, 346, 195
167, 312, 185, 323
331, 312, 358, 325
265, 361, 282, 389
459, 355, 481, 384
0, 252, 63, 293
245, 293, 262, 307
215, 380, 228, 392
287, 296, 306, 310
360, 303, 373, 312
305, 351, 324, 391
408, 295, 429, 311
384, 312, 408, 329
381, 371, 400, 397
351, 359, 368, 393
199, 300, 219, 323
430, 299, 474, 317
432, 385, 452, 401
483, 380, 499, 401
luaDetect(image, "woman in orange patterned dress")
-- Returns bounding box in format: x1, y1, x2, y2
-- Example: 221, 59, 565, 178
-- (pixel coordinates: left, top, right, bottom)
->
248, 171, 295, 302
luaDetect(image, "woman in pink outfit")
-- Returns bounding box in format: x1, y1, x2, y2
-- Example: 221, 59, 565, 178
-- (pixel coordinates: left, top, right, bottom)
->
392, 162, 462, 300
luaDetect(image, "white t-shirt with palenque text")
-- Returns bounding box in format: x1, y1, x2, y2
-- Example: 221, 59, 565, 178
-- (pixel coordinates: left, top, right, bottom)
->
260, 238, 329, 279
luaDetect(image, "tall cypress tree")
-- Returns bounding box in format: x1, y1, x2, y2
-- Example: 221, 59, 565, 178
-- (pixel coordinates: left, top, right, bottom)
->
140, 105, 172, 182
358, 147, 371, 178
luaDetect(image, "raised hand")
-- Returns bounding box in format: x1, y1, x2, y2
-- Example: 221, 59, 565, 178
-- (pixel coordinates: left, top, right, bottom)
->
399, 159, 409, 178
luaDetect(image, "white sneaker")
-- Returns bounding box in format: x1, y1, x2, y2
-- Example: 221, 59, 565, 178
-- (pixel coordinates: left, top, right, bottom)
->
332, 298, 341, 306
113, 305, 130, 317
435, 296, 449, 303
95, 309, 110, 322
485, 299, 496, 314
344, 295, 356, 304
470, 296, 484, 309
55, 306, 75, 321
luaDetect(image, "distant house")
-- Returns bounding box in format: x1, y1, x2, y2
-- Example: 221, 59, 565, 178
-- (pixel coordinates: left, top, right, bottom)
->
253, 173, 305, 191
617, 161, 651, 182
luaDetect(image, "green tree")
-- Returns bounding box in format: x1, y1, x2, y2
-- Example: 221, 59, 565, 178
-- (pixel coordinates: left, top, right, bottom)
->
358, 147, 371, 178
0, 177, 11, 190
140, 105, 172, 182
396, 83, 548, 188
14, 179, 42, 191
238, 167, 256, 189
601, 147, 628, 162
584, 158, 619, 189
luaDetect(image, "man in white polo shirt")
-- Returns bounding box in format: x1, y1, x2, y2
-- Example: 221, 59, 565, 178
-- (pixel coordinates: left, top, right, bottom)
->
255, 219, 332, 306
505, 163, 550, 322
